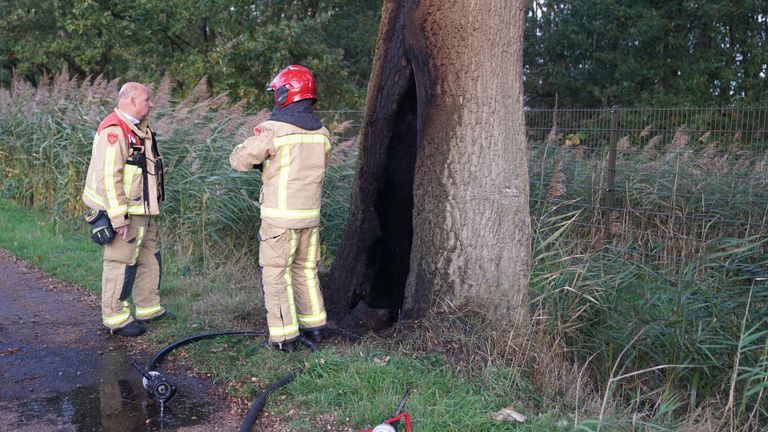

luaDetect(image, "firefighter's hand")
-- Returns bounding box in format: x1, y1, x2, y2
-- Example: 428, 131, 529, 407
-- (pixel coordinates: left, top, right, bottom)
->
115, 225, 129, 240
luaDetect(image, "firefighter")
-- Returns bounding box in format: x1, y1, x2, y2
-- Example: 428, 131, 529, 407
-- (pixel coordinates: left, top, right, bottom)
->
82, 82, 168, 337
230, 65, 331, 352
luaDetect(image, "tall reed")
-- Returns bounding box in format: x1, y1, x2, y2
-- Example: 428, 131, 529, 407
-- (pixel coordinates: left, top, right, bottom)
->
3, 73, 767, 430
531, 204, 768, 430
0, 72, 357, 266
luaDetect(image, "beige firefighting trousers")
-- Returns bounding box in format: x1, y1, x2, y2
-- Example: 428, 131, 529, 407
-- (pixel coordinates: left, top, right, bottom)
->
101, 215, 165, 330
259, 220, 327, 343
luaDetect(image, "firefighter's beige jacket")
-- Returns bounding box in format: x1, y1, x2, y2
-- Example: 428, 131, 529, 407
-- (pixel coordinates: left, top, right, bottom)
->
229, 120, 331, 228
82, 109, 162, 229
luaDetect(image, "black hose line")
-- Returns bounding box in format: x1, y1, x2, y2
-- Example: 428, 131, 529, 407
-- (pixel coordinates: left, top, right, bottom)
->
143, 328, 359, 430
143, 330, 302, 431
146, 331, 267, 370
239, 368, 303, 432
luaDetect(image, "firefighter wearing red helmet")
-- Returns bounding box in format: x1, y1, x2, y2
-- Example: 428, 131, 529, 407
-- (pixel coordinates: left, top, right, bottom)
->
230, 65, 330, 352
267, 64, 317, 107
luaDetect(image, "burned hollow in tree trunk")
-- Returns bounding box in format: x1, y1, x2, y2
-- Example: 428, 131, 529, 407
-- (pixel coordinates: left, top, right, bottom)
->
325, 0, 531, 329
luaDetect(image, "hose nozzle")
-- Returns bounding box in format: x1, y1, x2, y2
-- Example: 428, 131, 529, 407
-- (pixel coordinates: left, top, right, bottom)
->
131, 361, 177, 404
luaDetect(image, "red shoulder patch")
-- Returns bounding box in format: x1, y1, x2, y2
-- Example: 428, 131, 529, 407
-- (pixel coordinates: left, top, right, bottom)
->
253, 127, 262, 136
107, 132, 119, 145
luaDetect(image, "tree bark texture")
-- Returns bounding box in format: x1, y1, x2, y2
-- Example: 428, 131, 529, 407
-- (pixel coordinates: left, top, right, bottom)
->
326, 0, 531, 322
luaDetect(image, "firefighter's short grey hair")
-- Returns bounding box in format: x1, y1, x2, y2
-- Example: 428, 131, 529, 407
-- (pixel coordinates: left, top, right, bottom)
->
118, 82, 151, 100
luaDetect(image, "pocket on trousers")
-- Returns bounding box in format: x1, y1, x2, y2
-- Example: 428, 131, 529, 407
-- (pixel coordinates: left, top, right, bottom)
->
258, 223, 289, 267
104, 235, 136, 264
123, 222, 138, 243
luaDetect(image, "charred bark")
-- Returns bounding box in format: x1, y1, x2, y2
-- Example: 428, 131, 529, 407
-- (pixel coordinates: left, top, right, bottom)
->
327, 0, 531, 326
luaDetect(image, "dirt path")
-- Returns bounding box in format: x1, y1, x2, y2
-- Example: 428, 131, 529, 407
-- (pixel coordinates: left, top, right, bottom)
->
0, 251, 241, 432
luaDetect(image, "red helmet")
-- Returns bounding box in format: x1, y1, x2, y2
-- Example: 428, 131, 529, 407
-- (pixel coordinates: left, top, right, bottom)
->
267, 65, 317, 107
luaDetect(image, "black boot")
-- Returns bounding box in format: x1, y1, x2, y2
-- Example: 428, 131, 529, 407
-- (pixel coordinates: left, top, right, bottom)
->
262, 339, 296, 353
111, 321, 146, 337
301, 328, 324, 343
298, 335, 321, 352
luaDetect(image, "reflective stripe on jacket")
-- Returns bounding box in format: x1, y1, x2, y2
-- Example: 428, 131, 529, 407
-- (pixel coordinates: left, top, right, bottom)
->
229, 120, 331, 229
82, 109, 163, 228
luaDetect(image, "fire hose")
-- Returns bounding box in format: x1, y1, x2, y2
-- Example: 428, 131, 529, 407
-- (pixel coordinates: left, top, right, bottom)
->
360, 392, 413, 432
133, 330, 414, 431
131, 330, 310, 431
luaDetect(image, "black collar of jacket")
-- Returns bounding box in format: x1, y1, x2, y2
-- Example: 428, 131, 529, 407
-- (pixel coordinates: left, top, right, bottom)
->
269, 99, 323, 131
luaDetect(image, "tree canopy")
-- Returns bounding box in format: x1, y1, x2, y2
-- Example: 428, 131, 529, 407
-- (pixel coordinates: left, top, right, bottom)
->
1, 1, 766, 108
0, 0, 380, 109
525, 0, 768, 107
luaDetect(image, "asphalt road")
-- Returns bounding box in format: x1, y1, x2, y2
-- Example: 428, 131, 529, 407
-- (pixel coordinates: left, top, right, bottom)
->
0, 251, 239, 432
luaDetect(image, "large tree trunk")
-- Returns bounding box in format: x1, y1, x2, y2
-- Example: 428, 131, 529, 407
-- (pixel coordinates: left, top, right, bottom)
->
326, 0, 531, 324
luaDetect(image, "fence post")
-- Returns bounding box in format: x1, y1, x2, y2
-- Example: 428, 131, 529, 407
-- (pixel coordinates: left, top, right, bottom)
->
603, 106, 618, 241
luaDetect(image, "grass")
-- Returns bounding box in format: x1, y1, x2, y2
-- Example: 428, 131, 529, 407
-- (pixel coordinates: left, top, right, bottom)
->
0, 199, 571, 431
3, 72, 768, 430
182, 341, 568, 430
0, 200, 101, 291
530, 209, 768, 431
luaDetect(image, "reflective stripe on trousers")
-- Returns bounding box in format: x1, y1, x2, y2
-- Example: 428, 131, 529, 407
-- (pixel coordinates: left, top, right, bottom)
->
268, 230, 299, 338
297, 228, 325, 325
261, 225, 327, 342
103, 300, 131, 328
101, 216, 163, 329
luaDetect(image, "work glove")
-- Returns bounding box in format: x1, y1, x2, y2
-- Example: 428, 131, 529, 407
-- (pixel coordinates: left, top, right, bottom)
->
85, 210, 116, 245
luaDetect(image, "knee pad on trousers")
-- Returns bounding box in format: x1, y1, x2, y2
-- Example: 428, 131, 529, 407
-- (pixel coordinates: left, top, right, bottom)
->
119, 264, 138, 301
155, 251, 162, 288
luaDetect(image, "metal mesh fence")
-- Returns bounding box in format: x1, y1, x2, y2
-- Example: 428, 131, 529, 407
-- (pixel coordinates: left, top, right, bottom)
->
320, 107, 768, 267
528, 107, 768, 266
316, 110, 365, 142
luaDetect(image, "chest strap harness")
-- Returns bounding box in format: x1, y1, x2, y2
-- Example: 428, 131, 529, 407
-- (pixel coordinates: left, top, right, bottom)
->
126, 131, 165, 212
98, 112, 165, 213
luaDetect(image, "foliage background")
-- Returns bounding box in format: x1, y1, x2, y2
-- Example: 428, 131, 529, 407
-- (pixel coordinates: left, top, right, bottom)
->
2, 1, 768, 430
2, 1, 767, 109
0, 0, 380, 109
524, 0, 768, 107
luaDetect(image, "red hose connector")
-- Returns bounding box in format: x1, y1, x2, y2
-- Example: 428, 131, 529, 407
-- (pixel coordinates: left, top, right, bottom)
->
361, 412, 413, 432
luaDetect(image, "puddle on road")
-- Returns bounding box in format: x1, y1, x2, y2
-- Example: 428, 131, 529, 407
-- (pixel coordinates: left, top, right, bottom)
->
12, 351, 218, 431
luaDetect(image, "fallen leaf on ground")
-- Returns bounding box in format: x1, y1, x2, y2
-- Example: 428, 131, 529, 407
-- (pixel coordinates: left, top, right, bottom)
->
1, 347, 21, 356
491, 407, 526, 422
